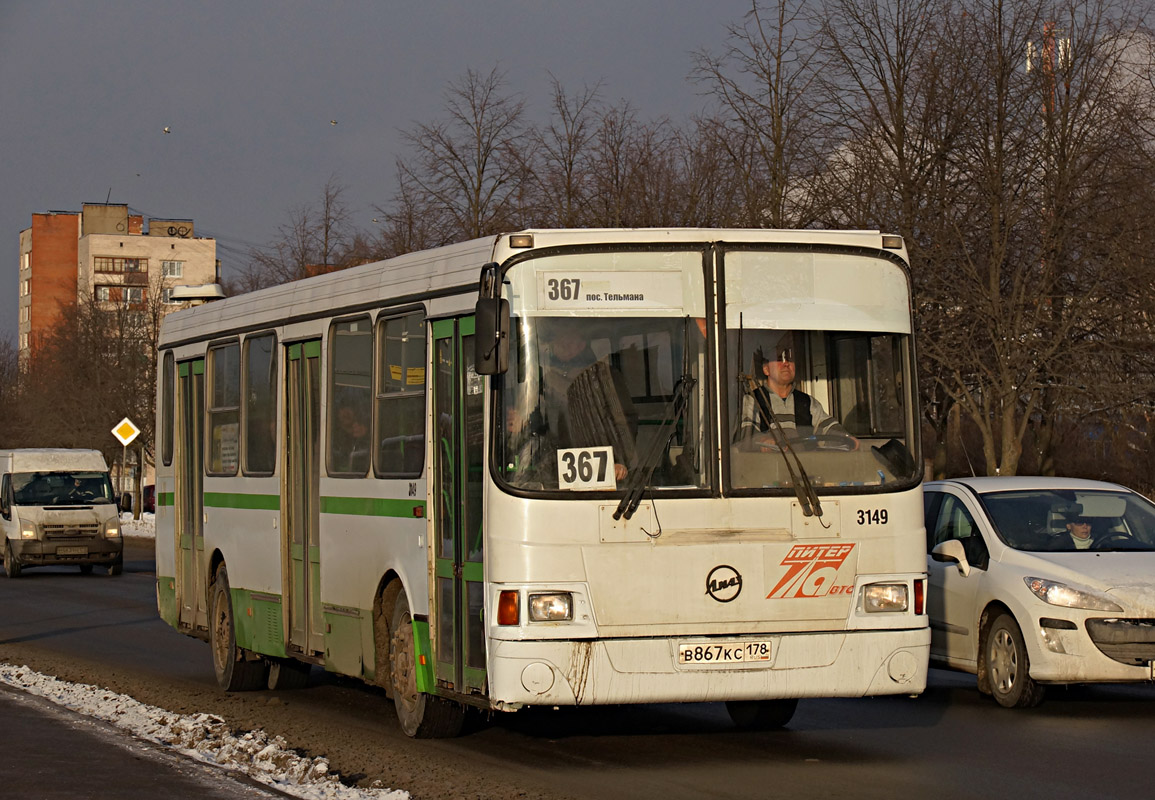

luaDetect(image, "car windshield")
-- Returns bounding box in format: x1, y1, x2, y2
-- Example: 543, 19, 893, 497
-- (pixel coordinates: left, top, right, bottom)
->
11, 471, 116, 506
979, 489, 1155, 552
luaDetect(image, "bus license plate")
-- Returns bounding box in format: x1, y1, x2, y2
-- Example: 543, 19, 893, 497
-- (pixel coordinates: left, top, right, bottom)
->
56, 546, 87, 556
678, 641, 772, 666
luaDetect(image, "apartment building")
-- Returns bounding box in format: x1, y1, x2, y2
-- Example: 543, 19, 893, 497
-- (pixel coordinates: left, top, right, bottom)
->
17, 203, 218, 365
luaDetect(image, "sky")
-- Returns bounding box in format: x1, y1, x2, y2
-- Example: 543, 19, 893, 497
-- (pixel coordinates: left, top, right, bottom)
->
0, 0, 756, 346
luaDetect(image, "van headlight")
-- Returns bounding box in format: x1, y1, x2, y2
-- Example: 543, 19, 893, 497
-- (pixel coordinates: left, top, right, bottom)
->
1024, 577, 1122, 612
20, 521, 37, 540
528, 592, 573, 621
862, 583, 909, 612
105, 519, 121, 539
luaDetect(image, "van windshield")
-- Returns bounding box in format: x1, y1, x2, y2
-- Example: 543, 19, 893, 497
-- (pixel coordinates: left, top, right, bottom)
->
11, 472, 116, 506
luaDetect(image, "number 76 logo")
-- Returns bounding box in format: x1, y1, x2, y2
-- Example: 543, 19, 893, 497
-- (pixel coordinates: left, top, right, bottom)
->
767, 544, 856, 599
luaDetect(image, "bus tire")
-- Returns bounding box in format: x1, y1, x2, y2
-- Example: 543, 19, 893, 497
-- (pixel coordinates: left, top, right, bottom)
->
389, 592, 464, 738
4, 542, 21, 578
210, 564, 267, 692
726, 698, 798, 730
267, 657, 311, 691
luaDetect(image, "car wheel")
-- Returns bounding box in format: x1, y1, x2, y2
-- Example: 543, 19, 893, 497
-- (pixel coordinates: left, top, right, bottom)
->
4, 542, 21, 578
210, 565, 268, 691
79, 564, 93, 574
726, 698, 799, 730
389, 591, 464, 738
983, 613, 1045, 708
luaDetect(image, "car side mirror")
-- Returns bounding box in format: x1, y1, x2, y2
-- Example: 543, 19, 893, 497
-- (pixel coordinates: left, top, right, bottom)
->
932, 539, 971, 577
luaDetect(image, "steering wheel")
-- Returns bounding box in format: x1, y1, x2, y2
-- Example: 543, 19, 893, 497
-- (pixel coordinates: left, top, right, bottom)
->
753, 432, 856, 453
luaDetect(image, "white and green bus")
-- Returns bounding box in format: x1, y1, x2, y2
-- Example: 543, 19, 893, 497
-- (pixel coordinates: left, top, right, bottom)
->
154, 229, 929, 737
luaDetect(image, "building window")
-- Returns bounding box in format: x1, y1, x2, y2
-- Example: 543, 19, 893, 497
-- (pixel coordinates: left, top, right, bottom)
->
19, 307, 28, 324
161, 288, 178, 304
94, 256, 150, 273
19, 333, 28, 350
162, 260, 183, 278
20, 280, 29, 296
124, 287, 144, 306
95, 285, 115, 302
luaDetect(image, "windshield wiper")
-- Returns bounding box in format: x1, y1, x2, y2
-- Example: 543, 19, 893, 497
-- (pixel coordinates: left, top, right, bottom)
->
614, 317, 697, 521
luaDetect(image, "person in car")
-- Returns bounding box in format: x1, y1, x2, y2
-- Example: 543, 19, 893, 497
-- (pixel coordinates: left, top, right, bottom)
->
1064, 515, 1096, 550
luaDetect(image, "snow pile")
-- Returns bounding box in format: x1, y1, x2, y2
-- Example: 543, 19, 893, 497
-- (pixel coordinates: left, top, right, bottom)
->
0, 664, 408, 800
121, 511, 156, 539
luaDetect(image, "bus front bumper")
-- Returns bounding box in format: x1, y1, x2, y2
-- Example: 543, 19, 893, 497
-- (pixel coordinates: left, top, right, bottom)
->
486, 627, 930, 709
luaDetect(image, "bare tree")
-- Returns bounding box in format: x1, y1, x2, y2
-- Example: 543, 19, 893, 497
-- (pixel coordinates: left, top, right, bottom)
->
530, 75, 604, 227
387, 68, 532, 242
693, 0, 825, 227
242, 176, 356, 289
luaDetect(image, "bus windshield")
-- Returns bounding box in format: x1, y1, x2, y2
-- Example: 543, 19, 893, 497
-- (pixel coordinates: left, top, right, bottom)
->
497, 250, 710, 493
11, 471, 116, 505
724, 248, 918, 492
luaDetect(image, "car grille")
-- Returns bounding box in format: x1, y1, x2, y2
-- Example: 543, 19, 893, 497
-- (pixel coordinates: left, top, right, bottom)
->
1085, 619, 1155, 666
42, 523, 100, 539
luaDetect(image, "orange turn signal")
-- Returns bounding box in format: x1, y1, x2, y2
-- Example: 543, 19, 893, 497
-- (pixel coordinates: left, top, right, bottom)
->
497, 590, 520, 625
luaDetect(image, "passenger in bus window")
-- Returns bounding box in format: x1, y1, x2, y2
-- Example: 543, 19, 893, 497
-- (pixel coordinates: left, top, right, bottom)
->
735, 332, 856, 452
333, 403, 370, 473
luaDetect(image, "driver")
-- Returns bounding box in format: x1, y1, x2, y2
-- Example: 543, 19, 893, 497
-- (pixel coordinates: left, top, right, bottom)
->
736, 332, 855, 450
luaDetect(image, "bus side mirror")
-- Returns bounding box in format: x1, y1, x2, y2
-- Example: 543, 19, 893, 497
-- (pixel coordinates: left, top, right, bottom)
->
475, 297, 510, 375
475, 262, 509, 375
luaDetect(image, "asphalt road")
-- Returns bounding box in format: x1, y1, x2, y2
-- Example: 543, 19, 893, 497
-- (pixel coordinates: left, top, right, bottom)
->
2, 538, 1155, 800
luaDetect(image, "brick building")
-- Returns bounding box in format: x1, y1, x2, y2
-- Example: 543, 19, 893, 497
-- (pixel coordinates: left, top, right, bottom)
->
17, 203, 218, 366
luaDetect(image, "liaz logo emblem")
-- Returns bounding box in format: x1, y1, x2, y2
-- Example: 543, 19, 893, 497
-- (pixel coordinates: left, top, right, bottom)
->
767, 544, 856, 599
705, 565, 742, 603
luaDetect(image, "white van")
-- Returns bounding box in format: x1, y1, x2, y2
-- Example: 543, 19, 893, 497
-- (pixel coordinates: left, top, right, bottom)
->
0, 449, 123, 577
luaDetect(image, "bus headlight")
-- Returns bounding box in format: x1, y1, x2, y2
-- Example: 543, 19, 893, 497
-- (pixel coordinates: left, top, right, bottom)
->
105, 519, 121, 539
20, 521, 37, 540
528, 592, 573, 622
863, 583, 908, 612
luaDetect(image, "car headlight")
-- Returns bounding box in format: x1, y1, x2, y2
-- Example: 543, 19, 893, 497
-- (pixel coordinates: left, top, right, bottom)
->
862, 583, 909, 612
528, 592, 573, 621
1023, 577, 1123, 612
20, 521, 37, 540
105, 519, 121, 539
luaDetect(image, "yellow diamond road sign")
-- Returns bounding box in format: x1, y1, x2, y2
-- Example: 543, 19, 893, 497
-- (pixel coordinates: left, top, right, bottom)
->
112, 417, 140, 446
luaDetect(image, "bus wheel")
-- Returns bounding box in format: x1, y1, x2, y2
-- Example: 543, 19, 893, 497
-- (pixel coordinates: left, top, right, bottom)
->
726, 698, 798, 730
267, 658, 311, 691
4, 542, 21, 578
210, 564, 267, 692
389, 592, 464, 738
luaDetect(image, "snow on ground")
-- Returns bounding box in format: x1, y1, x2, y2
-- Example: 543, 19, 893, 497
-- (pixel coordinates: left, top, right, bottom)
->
121, 510, 156, 539
0, 663, 409, 800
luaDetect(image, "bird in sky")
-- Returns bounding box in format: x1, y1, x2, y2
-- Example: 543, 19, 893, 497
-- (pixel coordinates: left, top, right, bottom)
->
330, 120, 338, 125
163, 126, 171, 134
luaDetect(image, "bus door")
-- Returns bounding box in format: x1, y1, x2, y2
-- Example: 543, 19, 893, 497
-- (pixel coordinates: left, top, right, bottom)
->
175, 358, 206, 631
431, 317, 486, 695
284, 340, 323, 656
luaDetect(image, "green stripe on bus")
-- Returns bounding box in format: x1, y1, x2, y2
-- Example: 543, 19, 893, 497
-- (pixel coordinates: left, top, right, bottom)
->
192, 360, 204, 375
203, 492, 280, 510
159, 492, 174, 507
288, 343, 301, 360
304, 340, 321, 358
320, 496, 426, 517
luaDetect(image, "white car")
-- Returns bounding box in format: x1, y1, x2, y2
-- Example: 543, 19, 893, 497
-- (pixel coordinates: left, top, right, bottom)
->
923, 477, 1155, 708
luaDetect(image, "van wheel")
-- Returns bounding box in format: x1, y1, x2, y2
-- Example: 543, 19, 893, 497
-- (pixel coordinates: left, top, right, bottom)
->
983, 613, 1045, 708
4, 542, 21, 578
389, 592, 464, 738
726, 698, 799, 730
210, 565, 267, 691
106, 558, 123, 577
79, 564, 94, 574
267, 658, 311, 690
